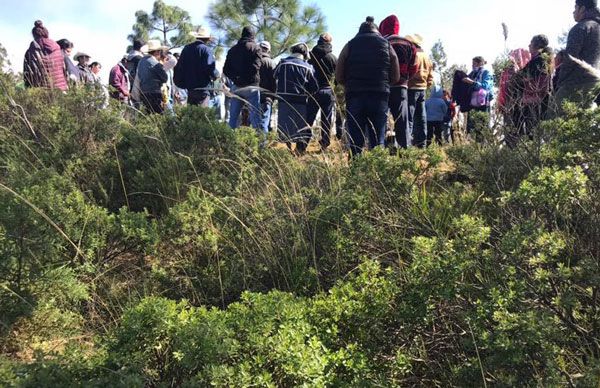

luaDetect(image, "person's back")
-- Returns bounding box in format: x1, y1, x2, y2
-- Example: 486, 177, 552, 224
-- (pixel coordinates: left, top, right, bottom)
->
223, 27, 261, 88
127, 39, 145, 84
24, 21, 68, 91
310, 36, 337, 89
259, 49, 276, 104
174, 41, 217, 91
426, 87, 448, 122
137, 55, 168, 94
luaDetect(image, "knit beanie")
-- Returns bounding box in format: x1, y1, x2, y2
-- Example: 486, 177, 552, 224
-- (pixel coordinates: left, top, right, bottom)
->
32, 20, 49, 39
359, 16, 378, 34
576, 0, 598, 8
241, 26, 256, 39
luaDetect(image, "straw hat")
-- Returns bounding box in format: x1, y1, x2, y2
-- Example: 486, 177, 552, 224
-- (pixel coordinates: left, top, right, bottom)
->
141, 40, 169, 53
405, 34, 424, 47
190, 26, 211, 39
74, 52, 91, 60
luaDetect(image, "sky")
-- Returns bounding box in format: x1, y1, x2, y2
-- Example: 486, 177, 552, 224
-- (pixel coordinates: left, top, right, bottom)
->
0, 0, 576, 81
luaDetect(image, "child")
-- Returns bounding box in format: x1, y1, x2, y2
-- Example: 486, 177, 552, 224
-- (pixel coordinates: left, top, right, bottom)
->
443, 90, 456, 144
425, 86, 449, 146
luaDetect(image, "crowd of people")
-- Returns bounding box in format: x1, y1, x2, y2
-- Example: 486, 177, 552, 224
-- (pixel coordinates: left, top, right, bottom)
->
21, 0, 600, 156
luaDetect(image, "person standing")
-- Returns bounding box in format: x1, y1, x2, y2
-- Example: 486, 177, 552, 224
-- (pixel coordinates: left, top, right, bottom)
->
379, 15, 419, 149
555, 0, 600, 109
173, 27, 219, 107
462, 56, 494, 140
406, 34, 433, 148
306, 33, 338, 151
56, 38, 79, 83
23, 20, 68, 91
135, 40, 169, 114
127, 39, 145, 87
336, 17, 400, 156
109, 56, 131, 103
425, 86, 449, 146
223, 26, 262, 130
258, 41, 277, 134
74, 52, 94, 84
274, 43, 319, 154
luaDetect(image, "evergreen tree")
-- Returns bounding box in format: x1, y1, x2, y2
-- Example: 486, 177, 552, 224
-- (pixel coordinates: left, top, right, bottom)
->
128, 0, 195, 49
207, 0, 326, 57
430, 40, 448, 88
0, 43, 9, 70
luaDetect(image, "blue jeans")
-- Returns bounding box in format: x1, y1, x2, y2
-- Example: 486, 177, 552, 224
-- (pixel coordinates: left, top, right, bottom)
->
408, 89, 427, 148
260, 102, 272, 134
346, 92, 389, 156
228, 85, 261, 130
389, 87, 411, 149
306, 88, 335, 149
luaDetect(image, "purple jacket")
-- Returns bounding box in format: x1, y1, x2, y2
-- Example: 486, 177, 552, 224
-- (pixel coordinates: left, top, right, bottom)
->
109, 62, 130, 101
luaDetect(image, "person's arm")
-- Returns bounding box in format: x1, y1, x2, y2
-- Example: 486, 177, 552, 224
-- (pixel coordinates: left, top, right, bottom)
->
335, 44, 350, 86
389, 44, 400, 85
154, 62, 169, 84
306, 66, 319, 95
558, 26, 585, 85
426, 59, 434, 88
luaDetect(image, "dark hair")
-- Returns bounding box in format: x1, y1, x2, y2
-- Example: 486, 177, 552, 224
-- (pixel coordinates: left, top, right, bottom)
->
531, 34, 549, 50
359, 16, 378, 33
57, 39, 73, 50
576, 0, 597, 9
291, 43, 309, 57
32, 20, 49, 39
472, 56, 486, 65
133, 39, 144, 51
241, 26, 255, 39
90, 62, 101, 68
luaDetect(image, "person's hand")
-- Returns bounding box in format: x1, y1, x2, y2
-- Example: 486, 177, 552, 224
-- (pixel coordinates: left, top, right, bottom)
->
124, 91, 130, 97
462, 77, 474, 84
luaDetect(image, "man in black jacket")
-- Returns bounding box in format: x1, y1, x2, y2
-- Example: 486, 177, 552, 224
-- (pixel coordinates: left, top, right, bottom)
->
307, 33, 338, 151
336, 17, 400, 156
173, 27, 219, 106
259, 41, 276, 134
223, 26, 262, 130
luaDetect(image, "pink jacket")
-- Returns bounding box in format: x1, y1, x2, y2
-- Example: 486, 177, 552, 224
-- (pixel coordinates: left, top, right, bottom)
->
23, 38, 68, 91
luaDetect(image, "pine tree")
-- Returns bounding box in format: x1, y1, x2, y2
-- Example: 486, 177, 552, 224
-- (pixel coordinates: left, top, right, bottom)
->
207, 0, 326, 57
430, 40, 448, 88
128, 0, 195, 49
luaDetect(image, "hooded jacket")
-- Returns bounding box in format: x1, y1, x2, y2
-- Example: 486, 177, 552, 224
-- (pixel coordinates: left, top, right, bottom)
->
408, 49, 433, 90
173, 40, 219, 91
274, 54, 319, 104
558, 8, 600, 89
309, 40, 337, 89
336, 22, 400, 96
223, 30, 262, 87
425, 86, 449, 122
24, 38, 68, 91
259, 52, 277, 104
379, 15, 419, 87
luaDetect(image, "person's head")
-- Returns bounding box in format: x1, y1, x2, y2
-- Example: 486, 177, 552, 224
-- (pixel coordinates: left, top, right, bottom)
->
57, 39, 74, 54
574, 0, 598, 21
529, 34, 550, 55
75, 53, 91, 66
318, 33, 333, 45
291, 42, 310, 60
259, 41, 271, 54
555, 49, 566, 67
241, 26, 255, 40
443, 90, 451, 100
472, 56, 486, 70
32, 20, 49, 40
133, 39, 144, 52
90, 62, 101, 74
120, 55, 128, 65
359, 16, 378, 34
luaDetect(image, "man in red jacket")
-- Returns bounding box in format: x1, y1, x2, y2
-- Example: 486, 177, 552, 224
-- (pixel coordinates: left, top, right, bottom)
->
109, 56, 131, 103
379, 15, 419, 149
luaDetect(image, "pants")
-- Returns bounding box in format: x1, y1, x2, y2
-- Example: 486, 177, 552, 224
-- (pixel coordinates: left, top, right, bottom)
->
306, 88, 335, 149
188, 90, 210, 107
142, 93, 164, 114
389, 87, 411, 149
228, 85, 261, 130
278, 100, 310, 152
408, 89, 427, 148
427, 121, 444, 146
346, 92, 389, 156
260, 101, 272, 134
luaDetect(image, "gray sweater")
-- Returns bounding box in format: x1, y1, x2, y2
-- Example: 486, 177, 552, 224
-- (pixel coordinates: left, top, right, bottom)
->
558, 8, 600, 88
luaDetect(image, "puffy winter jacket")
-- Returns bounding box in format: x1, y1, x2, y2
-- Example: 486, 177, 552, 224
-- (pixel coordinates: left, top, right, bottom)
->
173, 40, 218, 91
425, 86, 448, 122
223, 37, 262, 87
274, 54, 319, 104
309, 42, 337, 89
336, 30, 400, 95
23, 38, 68, 91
